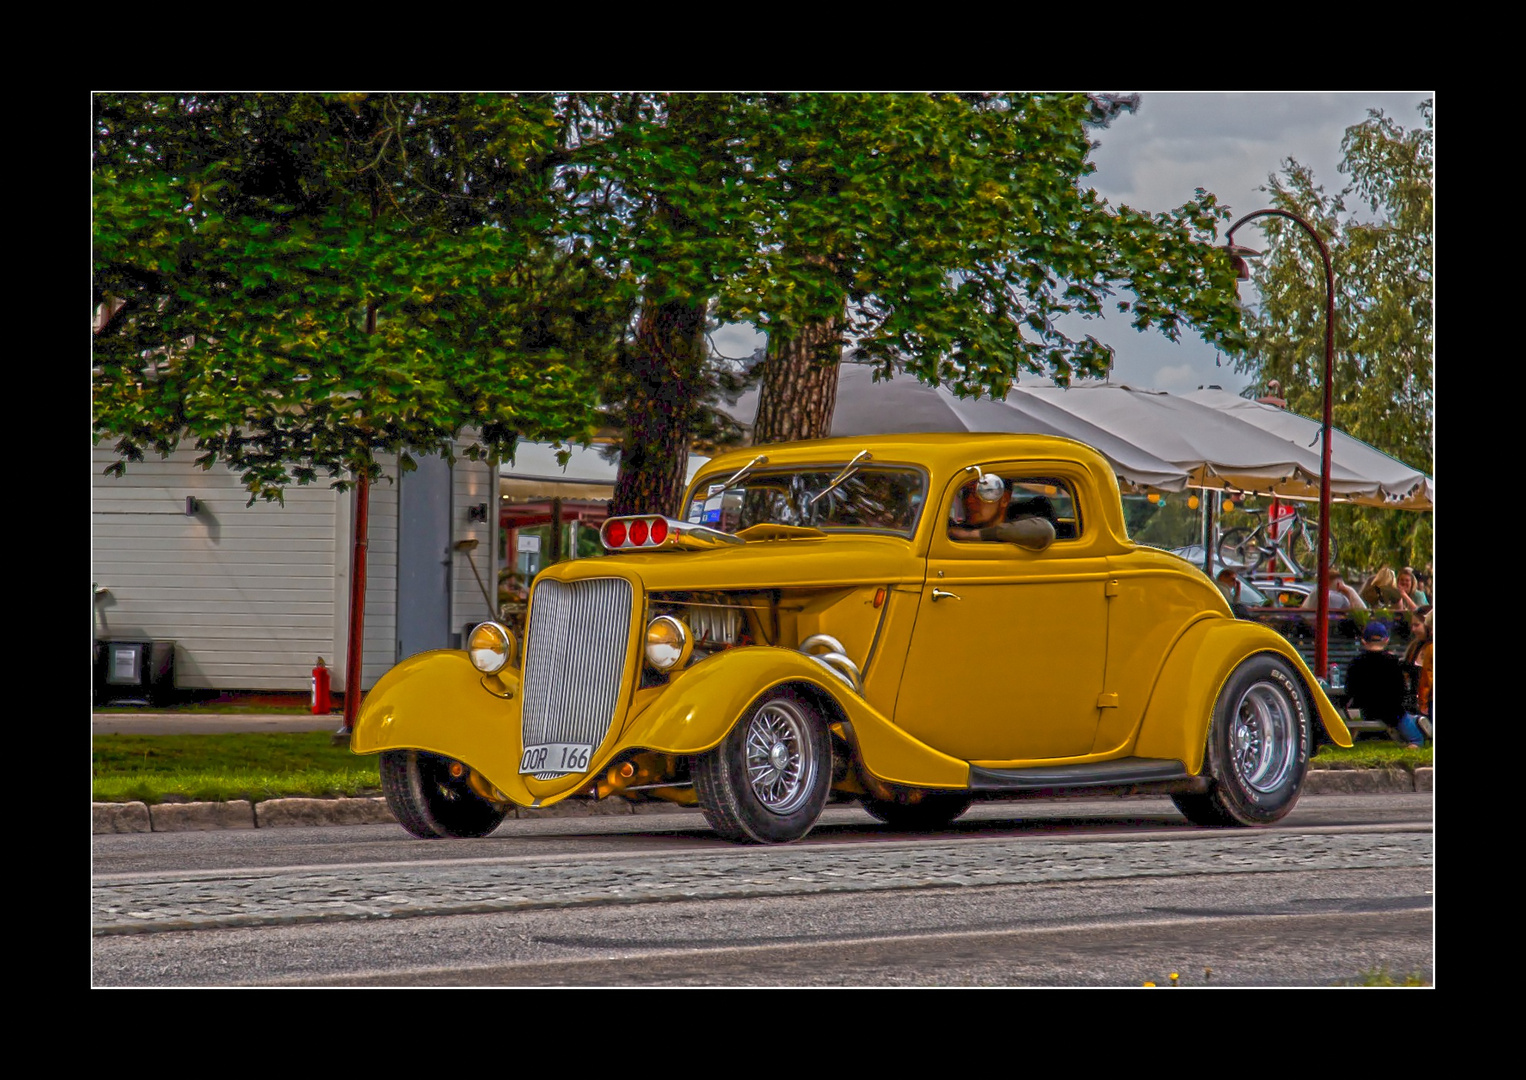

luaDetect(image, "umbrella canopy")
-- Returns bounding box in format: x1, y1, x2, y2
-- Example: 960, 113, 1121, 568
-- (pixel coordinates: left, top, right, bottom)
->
721, 364, 1192, 492
1182, 387, 1433, 510
1006, 383, 1382, 503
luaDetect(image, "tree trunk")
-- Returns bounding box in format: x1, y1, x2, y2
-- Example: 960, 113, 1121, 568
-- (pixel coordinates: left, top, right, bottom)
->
750, 307, 846, 445
610, 297, 709, 518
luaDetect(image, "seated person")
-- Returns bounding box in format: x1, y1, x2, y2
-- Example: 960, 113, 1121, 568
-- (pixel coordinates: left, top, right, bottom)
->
1344, 620, 1428, 747
948, 473, 1056, 549
1359, 567, 1400, 608
1301, 571, 1367, 611
1216, 567, 1252, 619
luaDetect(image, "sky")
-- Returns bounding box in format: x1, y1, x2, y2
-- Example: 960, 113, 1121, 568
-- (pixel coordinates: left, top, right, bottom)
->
712, 90, 1433, 398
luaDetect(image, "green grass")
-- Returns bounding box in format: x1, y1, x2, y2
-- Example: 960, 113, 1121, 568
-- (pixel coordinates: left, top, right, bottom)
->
92, 730, 1432, 805
92, 733, 380, 804
1313, 740, 1433, 770
1344, 966, 1430, 987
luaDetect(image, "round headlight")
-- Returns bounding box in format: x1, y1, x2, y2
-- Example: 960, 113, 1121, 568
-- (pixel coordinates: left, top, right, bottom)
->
644, 615, 692, 672
467, 622, 514, 674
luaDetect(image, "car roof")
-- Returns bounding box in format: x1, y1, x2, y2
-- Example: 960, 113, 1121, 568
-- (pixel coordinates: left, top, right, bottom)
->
697, 432, 1118, 481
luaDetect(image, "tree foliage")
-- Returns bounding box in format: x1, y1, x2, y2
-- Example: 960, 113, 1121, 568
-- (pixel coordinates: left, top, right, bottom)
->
93, 93, 627, 502
745, 93, 1251, 444
94, 93, 1251, 518
1232, 100, 1433, 571
561, 93, 1250, 507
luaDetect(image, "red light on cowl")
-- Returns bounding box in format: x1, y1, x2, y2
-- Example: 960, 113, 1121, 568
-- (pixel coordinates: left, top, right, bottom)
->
629, 519, 649, 545
605, 520, 627, 547
649, 518, 669, 544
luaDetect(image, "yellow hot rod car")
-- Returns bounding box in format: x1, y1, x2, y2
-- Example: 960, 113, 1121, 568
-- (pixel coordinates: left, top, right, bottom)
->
352, 433, 1352, 844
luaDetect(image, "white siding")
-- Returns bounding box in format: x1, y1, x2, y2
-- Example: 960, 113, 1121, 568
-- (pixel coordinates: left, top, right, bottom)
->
92, 446, 401, 693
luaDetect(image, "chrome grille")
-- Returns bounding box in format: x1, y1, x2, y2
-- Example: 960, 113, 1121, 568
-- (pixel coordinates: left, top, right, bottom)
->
521, 577, 633, 778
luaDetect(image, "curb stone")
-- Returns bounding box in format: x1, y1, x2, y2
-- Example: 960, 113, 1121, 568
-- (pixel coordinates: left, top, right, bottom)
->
93, 801, 152, 834
1302, 767, 1416, 795
148, 800, 257, 832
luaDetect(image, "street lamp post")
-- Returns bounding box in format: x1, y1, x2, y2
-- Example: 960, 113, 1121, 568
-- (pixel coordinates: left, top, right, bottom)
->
1223, 209, 1337, 684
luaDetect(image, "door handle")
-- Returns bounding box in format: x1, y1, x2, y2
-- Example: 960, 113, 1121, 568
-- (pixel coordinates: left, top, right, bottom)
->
931, 588, 962, 602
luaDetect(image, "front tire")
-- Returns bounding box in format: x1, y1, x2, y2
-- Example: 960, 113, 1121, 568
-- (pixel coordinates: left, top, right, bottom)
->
1173, 655, 1311, 827
380, 748, 509, 839
693, 687, 831, 844
863, 790, 973, 830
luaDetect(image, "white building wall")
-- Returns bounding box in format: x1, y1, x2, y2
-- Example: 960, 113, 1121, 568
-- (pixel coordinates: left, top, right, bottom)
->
92, 446, 339, 691
92, 446, 404, 693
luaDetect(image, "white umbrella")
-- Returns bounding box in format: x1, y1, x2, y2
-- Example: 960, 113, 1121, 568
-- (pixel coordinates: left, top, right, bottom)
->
1182, 387, 1433, 510
1007, 383, 1381, 502
720, 364, 1192, 492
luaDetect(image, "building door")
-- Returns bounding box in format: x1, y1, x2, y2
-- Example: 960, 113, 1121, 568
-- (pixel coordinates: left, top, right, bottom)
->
397, 453, 453, 661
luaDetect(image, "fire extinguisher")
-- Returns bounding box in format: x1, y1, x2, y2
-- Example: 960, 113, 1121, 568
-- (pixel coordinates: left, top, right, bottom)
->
311, 657, 332, 714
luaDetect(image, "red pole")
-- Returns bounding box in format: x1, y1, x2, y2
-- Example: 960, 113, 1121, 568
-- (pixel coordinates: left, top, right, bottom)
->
340, 472, 369, 737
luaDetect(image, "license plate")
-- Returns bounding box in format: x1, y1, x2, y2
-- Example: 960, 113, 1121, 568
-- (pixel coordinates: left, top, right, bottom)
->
519, 743, 593, 775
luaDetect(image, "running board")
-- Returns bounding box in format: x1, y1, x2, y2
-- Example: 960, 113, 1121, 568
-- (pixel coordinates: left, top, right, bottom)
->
969, 757, 1197, 795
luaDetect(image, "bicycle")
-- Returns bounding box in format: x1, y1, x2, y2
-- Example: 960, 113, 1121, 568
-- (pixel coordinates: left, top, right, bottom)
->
1216, 504, 1336, 576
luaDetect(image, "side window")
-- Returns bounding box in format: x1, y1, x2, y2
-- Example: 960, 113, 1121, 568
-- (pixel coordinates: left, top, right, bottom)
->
1010, 477, 1080, 540
949, 471, 1081, 542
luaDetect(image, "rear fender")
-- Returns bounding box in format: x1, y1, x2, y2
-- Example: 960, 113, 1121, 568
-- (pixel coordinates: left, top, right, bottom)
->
625, 647, 970, 789
1134, 616, 1353, 772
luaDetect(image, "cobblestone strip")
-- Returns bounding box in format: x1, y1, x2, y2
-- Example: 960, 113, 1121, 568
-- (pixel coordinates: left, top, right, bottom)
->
93, 829, 1432, 936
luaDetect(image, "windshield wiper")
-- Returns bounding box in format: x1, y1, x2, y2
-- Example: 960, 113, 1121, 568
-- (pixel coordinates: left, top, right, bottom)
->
721, 453, 769, 489
809, 450, 873, 506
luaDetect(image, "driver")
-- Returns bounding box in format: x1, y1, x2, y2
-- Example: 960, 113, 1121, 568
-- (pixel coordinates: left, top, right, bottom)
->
948, 473, 1057, 548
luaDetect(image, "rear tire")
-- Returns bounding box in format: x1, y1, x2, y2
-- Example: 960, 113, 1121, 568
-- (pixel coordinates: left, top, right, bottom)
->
380, 748, 509, 839
1174, 655, 1311, 827
693, 688, 831, 844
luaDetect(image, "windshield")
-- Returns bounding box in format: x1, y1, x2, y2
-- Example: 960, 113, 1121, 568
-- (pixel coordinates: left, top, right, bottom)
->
685, 466, 927, 537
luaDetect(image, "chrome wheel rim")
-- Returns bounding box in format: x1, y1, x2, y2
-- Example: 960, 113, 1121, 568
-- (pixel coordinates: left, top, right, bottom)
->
1232, 681, 1298, 793
744, 699, 817, 815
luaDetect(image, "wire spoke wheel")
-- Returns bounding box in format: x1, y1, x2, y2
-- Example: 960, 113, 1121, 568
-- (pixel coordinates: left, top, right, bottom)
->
693, 687, 832, 844
743, 700, 815, 814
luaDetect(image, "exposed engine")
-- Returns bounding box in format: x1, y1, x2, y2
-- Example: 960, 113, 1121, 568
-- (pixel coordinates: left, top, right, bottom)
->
647, 591, 758, 665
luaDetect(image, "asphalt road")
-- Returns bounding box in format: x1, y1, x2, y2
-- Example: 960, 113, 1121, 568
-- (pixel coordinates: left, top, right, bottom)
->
92, 794, 1434, 987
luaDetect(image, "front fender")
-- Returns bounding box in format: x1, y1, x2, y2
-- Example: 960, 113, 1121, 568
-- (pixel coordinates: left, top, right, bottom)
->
350, 650, 533, 802
1134, 616, 1353, 773
623, 648, 970, 788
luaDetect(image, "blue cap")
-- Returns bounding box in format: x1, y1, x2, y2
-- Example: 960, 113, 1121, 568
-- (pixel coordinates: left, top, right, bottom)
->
1362, 620, 1390, 642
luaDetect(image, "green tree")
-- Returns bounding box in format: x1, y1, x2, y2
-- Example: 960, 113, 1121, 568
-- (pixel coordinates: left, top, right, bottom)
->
1232, 100, 1433, 571
566, 93, 1247, 512
745, 93, 1249, 445
93, 93, 626, 502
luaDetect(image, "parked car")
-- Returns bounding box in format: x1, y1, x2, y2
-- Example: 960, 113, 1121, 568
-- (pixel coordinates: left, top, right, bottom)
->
353, 434, 1353, 844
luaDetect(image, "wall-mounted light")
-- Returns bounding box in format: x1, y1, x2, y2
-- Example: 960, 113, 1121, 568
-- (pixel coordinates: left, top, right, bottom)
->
185, 496, 199, 515
467, 503, 488, 523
